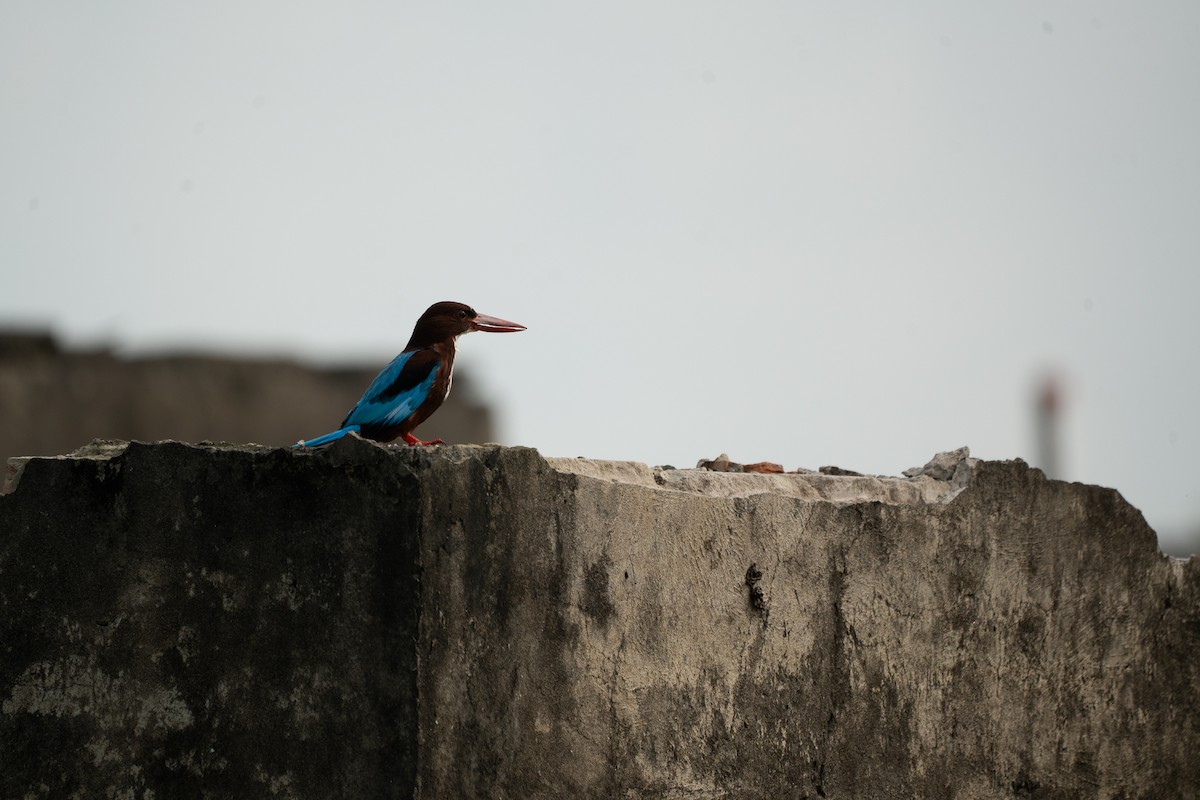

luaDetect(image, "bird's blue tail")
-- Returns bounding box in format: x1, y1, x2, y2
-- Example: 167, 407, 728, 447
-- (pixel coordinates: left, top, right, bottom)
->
293, 425, 361, 448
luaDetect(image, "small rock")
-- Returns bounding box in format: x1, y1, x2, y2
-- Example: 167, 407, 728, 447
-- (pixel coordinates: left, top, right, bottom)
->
744, 462, 784, 474
819, 465, 863, 477
697, 454, 743, 472
904, 447, 971, 480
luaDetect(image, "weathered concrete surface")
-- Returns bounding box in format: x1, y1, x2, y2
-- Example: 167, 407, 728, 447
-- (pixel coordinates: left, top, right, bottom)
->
1, 440, 423, 799
1, 440, 1197, 798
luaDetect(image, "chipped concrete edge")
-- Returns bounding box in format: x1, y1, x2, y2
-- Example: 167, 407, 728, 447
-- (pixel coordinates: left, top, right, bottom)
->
6, 438, 974, 507
3, 439, 132, 495
537, 447, 979, 505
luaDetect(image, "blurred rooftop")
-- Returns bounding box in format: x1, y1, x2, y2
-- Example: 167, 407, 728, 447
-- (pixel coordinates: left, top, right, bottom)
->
0, 329, 494, 462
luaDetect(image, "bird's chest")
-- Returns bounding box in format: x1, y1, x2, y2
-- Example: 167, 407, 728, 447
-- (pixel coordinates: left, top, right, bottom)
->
429, 350, 455, 405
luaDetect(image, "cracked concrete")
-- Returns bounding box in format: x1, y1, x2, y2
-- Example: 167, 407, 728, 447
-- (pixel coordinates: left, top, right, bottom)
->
1, 438, 1197, 798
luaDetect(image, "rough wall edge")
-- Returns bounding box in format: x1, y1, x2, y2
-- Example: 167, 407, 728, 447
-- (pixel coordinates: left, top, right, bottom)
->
6, 438, 960, 506
498, 445, 973, 506
3, 438, 1189, 564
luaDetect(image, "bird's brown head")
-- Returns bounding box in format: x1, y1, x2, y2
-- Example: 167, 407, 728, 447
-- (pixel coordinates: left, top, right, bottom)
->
406, 301, 527, 349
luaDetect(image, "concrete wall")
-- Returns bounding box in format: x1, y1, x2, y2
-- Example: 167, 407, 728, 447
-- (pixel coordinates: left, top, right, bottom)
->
1, 439, 1196, 798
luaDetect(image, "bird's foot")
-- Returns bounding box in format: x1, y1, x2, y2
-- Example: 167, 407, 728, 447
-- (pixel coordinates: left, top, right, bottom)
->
403, 433, 444, 446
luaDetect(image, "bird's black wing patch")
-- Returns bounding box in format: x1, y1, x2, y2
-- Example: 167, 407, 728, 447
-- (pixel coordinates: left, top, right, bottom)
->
377, 348, 440, 402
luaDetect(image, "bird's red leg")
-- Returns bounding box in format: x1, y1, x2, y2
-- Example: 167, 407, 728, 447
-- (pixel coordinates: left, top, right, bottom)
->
403, 432, 444, 446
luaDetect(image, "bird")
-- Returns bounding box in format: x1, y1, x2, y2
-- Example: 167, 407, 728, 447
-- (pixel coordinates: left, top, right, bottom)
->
295, 301, 526, 448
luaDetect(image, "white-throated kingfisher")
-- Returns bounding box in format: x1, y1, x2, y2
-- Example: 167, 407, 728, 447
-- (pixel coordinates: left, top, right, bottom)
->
295, 301, 526, 447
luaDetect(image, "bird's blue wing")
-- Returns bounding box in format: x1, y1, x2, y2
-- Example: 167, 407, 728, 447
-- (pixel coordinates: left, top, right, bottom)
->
342, 349, 441, 431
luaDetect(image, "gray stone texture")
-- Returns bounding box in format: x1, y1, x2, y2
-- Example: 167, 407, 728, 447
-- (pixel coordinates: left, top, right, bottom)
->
1, 439, 1197, 799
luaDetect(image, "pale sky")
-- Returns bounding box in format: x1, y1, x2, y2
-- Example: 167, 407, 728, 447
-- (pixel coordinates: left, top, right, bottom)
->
3, 2, 1198, 553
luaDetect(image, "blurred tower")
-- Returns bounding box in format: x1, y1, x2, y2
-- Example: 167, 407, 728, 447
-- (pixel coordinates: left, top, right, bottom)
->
1035, 373, 1062, 479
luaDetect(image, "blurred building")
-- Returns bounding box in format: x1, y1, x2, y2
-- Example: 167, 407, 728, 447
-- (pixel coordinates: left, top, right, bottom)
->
0, 330, 494, 462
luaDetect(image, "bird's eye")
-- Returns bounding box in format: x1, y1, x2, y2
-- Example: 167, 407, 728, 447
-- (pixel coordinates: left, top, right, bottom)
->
457, 309, 468, 319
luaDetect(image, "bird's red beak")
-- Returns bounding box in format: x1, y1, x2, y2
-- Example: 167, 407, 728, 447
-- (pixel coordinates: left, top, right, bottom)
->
472, 313, 527, 333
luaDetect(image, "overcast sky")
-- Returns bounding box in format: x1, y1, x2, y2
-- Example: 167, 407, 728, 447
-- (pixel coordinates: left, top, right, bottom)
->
3, 2, 1198, 552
